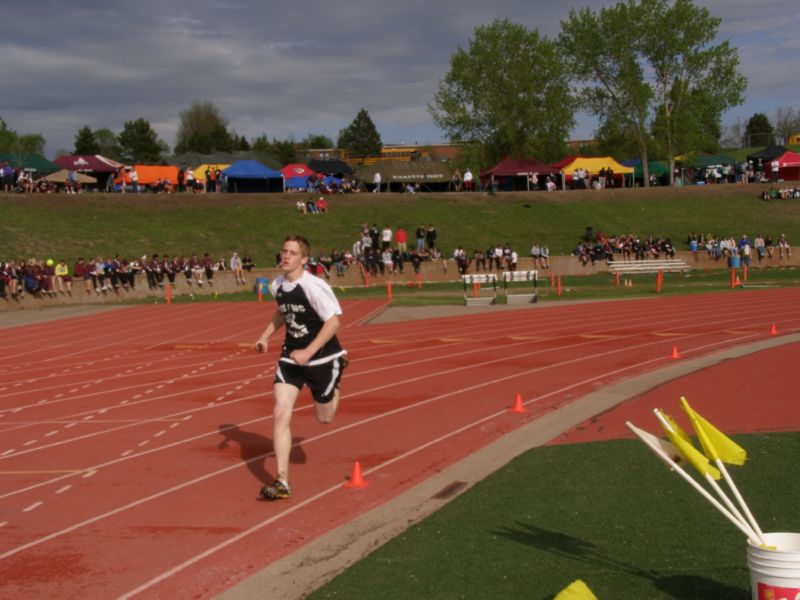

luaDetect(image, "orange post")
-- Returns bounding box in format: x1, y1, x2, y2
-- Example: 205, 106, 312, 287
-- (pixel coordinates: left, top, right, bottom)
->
550, 273, 555, 287
557, 276, 562, 297
656, 270, 663, 293
258, 285, 263, 303
743, 264, 748, 281
417, 272, 422, 289
472, 281, 479, 298
615, 272, 620, 286
730, 269, 735, 289
166, 285, 172, 305
386, 280, 393, 301
365, 272, 370, 288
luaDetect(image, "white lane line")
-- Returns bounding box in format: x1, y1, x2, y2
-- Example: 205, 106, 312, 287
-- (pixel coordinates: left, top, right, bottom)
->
120, 450, 133, 457
182, 415, 192, 421
0, 522, 7, 527
22, 501, 43, 512
64, 423, 76, 429
55, 485, 72, 494
169, 423, 180, 428
98, 409, 107, 414
154, 431, 166, 437
133, 394, 142, 399
82, 470, 98, 479
23, 440, 37, 447
45, 431, 58, 437
138, 440, 149, 447
82, 415, 94, 421
1, 449, 15, 456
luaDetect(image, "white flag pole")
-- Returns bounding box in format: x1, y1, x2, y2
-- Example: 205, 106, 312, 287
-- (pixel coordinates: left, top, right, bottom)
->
653, 409, 758, 541
626, 421, 761, 545
715, 458, 766, 542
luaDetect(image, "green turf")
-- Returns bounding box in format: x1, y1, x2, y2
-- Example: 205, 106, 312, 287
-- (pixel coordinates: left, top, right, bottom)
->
2, 185, 797, 269
310, 432, 800, 599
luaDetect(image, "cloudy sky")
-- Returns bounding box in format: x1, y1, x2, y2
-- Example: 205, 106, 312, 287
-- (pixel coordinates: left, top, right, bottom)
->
2, 0, 798, 157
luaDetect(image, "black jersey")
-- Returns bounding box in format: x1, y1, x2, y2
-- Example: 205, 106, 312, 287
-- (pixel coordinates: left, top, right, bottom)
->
272, 271, 344, 364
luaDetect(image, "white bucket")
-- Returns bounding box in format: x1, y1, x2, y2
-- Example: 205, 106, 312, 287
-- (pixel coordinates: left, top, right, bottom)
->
747, 532, 800, 600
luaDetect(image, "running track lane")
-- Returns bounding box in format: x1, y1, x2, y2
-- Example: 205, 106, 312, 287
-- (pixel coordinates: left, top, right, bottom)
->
1, 290, 799, 598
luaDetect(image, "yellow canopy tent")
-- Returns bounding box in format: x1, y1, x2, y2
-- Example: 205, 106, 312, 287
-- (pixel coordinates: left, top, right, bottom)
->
554, 156, 634, 188
193, 164, 230, 182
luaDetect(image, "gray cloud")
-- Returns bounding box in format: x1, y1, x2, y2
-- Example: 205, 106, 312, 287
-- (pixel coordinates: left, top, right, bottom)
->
1, 0, 798, 156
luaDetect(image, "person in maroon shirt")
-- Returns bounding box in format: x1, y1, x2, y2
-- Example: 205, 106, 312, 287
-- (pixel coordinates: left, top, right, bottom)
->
161, 254, 175, 286
147, 254, 163, 289
202, 252, 215, 286
189, 254, 204, 286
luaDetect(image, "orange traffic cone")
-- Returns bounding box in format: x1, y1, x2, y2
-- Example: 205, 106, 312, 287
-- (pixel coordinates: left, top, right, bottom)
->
509, 393, 528, 414
670, 345, 681, 359
734, 276, 742, 287
343, 461, 369, 489
770, 324, 778, 336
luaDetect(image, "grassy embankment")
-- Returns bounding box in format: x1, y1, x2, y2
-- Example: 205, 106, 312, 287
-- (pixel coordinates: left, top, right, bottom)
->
3, 184, 799, 305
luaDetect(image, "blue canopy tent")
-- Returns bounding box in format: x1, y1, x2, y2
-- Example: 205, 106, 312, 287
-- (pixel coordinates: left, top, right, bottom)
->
223, 160, 284, 193
285, 175, 310, 190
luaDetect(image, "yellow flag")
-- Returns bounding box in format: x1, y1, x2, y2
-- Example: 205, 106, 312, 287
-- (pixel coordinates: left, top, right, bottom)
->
659, 410, 721, 480
680, 397, 747, 466
660, 411, 692, 445
554, 579, 598, 600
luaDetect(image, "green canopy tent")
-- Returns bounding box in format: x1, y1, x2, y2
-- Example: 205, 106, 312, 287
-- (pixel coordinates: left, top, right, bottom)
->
0, 152, 59, 175
355, 160, 453, 192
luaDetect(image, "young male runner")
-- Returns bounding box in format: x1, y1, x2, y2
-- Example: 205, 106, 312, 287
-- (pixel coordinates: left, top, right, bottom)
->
255, 235, 347, 500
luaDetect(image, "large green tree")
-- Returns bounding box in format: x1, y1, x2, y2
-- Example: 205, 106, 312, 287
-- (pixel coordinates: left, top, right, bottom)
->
641, 0, 745, 182
74, 125, 101, 155
560, 0, 746, 185
337, 109, 382, 156
93, 127, 122, 160
0, 117, 46, 155
118, 118, 168, 163
300, 133, 334, 149
430, 18, 574, 163
745, 113, 776, 148
174, 100, 235, 155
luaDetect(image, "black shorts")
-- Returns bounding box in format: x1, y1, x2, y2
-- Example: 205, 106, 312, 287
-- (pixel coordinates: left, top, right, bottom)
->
274, 354, 346, 404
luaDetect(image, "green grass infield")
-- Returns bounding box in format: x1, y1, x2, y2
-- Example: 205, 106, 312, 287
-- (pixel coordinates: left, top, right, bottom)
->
311, 432, 800, 599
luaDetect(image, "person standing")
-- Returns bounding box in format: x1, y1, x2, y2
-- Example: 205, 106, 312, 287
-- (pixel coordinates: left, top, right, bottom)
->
130, 167, 139, 193
373, 171, 381, 193
463, 169, 474, 192
255, 235, 348, 500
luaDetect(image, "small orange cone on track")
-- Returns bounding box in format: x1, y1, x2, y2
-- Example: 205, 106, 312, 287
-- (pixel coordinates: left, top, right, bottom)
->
343, 461, 369, 489
670, 345, 681, 360
770, 324, 778, 336
509, 393, 528, 414
735, 276, 742, 287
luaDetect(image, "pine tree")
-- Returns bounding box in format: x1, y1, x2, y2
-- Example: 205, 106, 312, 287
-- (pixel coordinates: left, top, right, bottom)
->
74, 125, 101, 155
337, 109, 382, 156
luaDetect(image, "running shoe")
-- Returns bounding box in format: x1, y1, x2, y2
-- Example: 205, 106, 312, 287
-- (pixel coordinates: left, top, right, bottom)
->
260, 479, 291, 500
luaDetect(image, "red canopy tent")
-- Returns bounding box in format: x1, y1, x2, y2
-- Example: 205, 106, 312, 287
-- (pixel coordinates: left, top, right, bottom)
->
776, 151, 800, 181
480, 158, 555, 191
280, 163, 316, 178
53, 155, 119, 173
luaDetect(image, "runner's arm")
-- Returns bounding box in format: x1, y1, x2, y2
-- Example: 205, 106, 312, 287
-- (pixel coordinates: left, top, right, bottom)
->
255, 310, 285, 353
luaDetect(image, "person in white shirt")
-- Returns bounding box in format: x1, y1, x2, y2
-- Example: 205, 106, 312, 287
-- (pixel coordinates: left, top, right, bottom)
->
463, 169, 474, 192
373, 171, 382, 193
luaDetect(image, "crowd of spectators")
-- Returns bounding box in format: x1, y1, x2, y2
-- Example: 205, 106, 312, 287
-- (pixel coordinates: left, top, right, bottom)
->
760, 185, 800, 200
575, 232, 676, 266
0, 252, 256, 300
687, 232, 791, 265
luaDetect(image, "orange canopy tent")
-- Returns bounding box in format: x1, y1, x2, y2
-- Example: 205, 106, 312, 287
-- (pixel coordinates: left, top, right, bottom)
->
115, 165, 180, 187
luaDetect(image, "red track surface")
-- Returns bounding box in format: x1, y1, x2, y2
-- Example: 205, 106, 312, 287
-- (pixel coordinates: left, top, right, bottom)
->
1, 290, 799, 598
